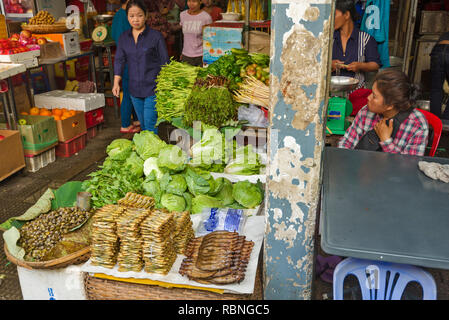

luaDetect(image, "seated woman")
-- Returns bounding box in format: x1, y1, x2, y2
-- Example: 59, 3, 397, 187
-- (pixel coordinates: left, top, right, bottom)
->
332, 0, 381, 89
430, 31, 449, 120
338, 69, 429, 156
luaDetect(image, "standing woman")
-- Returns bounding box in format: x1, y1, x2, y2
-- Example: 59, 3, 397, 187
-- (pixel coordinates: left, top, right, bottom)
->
429, 31, 449, 120
112, 0, 170, 133
111, 0, 140, 133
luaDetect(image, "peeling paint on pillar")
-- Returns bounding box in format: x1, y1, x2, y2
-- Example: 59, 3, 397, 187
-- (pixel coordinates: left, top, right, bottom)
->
264, 0, 332, 300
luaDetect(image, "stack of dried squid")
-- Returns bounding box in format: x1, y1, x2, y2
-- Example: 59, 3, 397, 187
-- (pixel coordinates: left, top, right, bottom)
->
173, 211, 195, 255
179, 231, 254, 285
141, 209, 177, 275
116, 208, 151, 272
90, 205, 125, 268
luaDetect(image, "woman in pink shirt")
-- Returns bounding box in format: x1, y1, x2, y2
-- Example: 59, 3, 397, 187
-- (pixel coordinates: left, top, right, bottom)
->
180, 0, 212, 66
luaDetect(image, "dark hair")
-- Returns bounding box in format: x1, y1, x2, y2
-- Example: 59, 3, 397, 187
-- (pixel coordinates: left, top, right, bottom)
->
126, 0, 147, 15
335, 0, 360, 22
374, 69, 421, 112
120, 0, 128, 5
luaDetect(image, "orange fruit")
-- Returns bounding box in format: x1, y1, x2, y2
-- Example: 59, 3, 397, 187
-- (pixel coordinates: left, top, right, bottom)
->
52, 115, 61, 121
69, 110, 76, 117
39, 109, 52, 116
62, 111, 72, 118
61, 108, 69, 113
60, 115, 69, 120
52, 108, 62, 116
20, 111, 29, 115
29, 107, 39, 115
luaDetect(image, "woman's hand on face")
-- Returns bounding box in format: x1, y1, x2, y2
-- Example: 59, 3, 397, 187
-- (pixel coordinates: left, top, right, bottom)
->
374, 118, 394, 142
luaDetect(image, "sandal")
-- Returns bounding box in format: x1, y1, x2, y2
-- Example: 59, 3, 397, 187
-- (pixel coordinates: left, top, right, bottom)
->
120, 126, 141, 133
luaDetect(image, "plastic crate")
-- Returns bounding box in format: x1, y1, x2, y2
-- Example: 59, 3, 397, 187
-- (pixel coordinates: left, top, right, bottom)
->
55, 132, 87, 158
87, 123, 103, 139
85, 108, 105, 129
24, 148, 56, 173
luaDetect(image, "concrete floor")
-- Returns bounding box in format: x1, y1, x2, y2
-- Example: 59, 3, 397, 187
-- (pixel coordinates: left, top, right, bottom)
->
1, 106, 449, 300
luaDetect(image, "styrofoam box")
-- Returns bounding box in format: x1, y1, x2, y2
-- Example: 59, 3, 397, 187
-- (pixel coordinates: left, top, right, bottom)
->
17, 265, 86, 300
34, 90, 105, 112
0, 63, 26, 80
0, 49, 40, 63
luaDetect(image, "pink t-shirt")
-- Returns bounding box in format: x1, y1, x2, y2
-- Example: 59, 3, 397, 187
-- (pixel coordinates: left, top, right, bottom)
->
180, 10, 212, 58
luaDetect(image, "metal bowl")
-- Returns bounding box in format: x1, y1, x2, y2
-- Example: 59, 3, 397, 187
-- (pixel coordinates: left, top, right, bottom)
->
330, 76, 359, 93
93, 14, 114, 23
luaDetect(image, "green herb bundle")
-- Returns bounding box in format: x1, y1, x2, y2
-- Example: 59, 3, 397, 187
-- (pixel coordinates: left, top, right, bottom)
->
155, 59, 200, 123
184, 85, 238, 128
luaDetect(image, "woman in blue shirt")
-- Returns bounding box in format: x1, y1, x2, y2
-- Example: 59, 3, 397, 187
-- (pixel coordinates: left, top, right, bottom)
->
112, 0, 141, 133
331, 0, 381, 90
112, 0, 170, 133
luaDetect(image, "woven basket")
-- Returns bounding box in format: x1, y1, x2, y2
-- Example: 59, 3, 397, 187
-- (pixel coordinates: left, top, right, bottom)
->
21, 23, 69, 34
84, 261, 264, 300
4, 243, 90, 270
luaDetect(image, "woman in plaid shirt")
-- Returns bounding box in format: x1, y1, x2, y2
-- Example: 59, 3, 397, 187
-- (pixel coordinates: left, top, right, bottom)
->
338, 69, 429, 156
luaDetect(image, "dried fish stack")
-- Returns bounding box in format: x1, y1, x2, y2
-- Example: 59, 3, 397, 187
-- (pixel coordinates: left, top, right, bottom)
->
118, 192, 155, 209
179, 231, 254, 285
172, 211, 195, 255
90, 205, 125, 268
116, 208, 151, 272
141, 209, 177, 275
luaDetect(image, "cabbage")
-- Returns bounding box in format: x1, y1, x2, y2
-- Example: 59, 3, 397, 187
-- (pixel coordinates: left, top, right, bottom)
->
157, 145, 187, 172
133, 130, 167, 160
191, 194, 223, 214
124, 151, 144, 177
160, 173, 187, 196
190, 127, 224, 167
183, 192, 193, 212
224, 145, 263, 175
143, 157, 165, 180
142, 179, 162, 204
209, 177, 224, 196
106, 139, 133, 161
184, 166, 214, 196
161, 193, 186, 212
215, 178, 234, 206
232, 180, 263, 208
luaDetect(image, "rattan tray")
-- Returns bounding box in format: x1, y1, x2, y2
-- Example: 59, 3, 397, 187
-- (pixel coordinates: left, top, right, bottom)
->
83, 260, 263, 300
4, 242, 90, 270
21, 23, 69, 34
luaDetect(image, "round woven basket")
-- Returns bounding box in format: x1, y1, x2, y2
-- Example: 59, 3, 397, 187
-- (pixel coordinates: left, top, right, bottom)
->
21, 23, 69, 34
4, 243, 90, 270
83, 262, 264, 300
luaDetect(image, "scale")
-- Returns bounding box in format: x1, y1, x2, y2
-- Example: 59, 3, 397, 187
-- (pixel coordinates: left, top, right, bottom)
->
91, 14, 114, 43
326, 76, 358, 135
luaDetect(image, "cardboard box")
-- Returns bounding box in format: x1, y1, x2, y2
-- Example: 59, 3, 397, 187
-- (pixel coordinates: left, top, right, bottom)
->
33, 32, 81, 56
55, 111, 87, 142
0, 130, 25, 181
18, 115, 58, 153
17, 265, 87, 300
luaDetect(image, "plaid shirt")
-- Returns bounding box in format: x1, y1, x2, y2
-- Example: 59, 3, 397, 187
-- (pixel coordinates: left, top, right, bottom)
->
338, 106, 429, 156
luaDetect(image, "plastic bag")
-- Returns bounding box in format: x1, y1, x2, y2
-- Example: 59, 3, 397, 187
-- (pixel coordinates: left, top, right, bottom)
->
196, 208, 247, 236
238, 104, 268, 128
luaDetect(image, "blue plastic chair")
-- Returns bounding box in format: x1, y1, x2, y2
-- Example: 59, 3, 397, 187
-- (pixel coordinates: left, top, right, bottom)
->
333, 258, 437, 300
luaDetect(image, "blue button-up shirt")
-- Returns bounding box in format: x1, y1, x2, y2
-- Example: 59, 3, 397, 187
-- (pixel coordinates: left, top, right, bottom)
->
114, 26, 170, 98
332, 26, 381, 79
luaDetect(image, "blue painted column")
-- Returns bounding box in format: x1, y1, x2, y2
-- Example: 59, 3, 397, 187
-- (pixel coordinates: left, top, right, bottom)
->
264, 0, 334, 300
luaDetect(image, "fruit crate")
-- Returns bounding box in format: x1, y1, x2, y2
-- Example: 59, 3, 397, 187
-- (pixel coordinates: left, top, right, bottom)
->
55, 132, 87, 158
87, 123, 103, 140
24, 147, 56, 173
85, 108, 105, 129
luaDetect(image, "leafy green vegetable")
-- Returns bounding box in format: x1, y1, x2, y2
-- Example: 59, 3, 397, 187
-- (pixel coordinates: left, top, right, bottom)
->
133, 130, 167, 160
82, 162, 144, 209
232, 180, 263, 209
143, 157, 166, 180
106, 139, 133, 161
165, 174, 187, 196
183, 192, 193, 212
157, 145, 187, 172
161, 193, 186, 212
184, 166, 215, 196
224, 145, 264, 175
125, 151, 144, 177
215, 178, 234, 206
191, 194, 223, 214
142, 179, 162, 204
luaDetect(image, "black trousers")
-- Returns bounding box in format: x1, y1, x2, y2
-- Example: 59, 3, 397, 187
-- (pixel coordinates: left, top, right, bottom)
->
430, 44, 449, 119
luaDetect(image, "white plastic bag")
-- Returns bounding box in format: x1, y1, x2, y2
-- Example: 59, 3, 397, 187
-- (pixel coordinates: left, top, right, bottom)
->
238, 104, 268, 128
196, 208, 248, 236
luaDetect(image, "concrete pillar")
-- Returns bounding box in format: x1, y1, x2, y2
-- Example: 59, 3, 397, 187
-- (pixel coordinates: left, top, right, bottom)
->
264, 0, 333, 300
